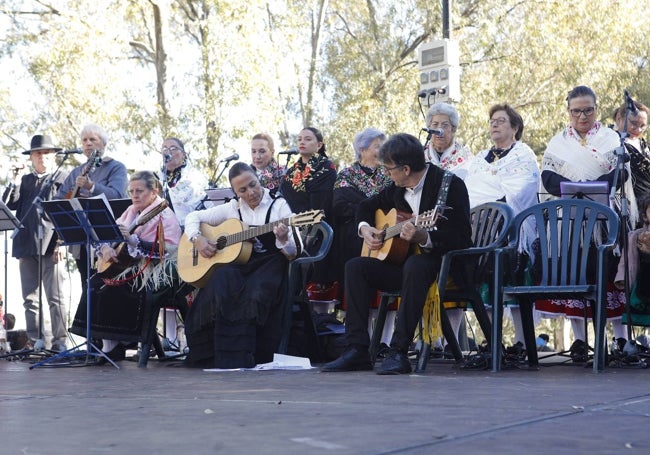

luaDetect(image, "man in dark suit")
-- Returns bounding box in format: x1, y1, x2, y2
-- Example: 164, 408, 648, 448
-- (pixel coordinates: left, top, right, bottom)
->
322, 133, 472, 374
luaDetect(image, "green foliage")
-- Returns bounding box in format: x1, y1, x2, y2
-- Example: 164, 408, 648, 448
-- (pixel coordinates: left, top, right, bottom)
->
0, 0, 648, 179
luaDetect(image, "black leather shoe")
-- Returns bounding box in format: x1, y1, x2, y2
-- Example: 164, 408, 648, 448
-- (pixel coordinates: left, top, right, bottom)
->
321, 346, 372, 372
377, 349, 412, 375
96, 343, 126, 365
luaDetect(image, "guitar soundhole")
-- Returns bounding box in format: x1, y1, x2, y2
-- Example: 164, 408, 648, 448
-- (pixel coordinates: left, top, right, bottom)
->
216, 236, 227, 251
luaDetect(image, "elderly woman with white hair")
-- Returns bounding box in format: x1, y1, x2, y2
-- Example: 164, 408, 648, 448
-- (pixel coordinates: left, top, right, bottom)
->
424, 103, 473, 178
333, 128, 393, 339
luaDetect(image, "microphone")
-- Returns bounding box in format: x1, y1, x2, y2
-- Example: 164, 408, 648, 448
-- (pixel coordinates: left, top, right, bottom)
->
278, 148, 299, 155
625, 89, 638, 114
220, 153, 239, 162
57, 149, 83, 154
163, 154, 172, 163
421, 127, 445, 137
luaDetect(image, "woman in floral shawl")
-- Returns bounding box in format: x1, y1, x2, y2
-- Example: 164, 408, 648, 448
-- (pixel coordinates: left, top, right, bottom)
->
424, 102, 474, 177
332, 128, 392, 293
250, 132, 285, 194
280, 127, 337, 286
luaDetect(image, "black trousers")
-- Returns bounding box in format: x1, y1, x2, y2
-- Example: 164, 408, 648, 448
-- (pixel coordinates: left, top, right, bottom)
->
344, 254, 441, 352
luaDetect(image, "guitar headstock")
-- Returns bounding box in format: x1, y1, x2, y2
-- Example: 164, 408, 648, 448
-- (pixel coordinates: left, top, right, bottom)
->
416, 208, 441, 231
289, 210, 325, 227
135, 200, 169, 226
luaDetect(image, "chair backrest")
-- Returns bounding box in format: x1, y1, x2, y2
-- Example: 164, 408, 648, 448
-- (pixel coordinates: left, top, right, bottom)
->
507, 198, 619, 286
470, 202, 515, 248
468, 202, 515, 273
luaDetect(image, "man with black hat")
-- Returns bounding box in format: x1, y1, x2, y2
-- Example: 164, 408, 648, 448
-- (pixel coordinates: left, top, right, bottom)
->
2, 135, 70, 352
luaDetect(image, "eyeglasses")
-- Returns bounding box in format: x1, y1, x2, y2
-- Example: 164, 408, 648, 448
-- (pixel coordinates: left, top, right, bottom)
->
488, 118, 508, 126
161, 146, 181, 154
381, 164, 403, 173
569, 107, 596, 118
429, 122, 452, 130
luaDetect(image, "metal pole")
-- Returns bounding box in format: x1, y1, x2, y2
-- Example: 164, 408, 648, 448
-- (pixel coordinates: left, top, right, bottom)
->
442, 0, 451, 39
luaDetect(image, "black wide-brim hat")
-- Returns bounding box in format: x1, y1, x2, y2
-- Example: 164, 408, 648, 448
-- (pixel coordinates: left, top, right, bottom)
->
22, 134, 62, 154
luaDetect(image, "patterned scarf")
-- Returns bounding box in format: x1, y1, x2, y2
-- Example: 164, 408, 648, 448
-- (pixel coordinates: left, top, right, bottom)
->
284, 153, 334, 193
166, 163, 186, 188
255, 159, 285, 191
334, 162, 392, 198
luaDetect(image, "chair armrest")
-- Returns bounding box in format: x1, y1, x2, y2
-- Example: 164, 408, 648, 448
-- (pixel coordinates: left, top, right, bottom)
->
292, 222, 333, 266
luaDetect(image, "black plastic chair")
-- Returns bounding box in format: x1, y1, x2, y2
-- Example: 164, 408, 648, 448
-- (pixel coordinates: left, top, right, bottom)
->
414, 202, 515, 371
277, 221, 334, 359
491, 199, 620, 373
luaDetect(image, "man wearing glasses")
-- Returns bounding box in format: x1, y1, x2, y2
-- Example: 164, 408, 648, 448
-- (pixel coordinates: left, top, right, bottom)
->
322, 133, 472, 374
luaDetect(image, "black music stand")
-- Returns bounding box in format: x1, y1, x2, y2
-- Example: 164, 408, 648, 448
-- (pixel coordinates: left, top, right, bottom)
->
0, 201, 20, 336
30, 196, 123, 368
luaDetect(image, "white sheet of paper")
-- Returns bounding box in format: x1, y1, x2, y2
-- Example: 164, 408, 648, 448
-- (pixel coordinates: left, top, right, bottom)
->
203, 353, 314, 372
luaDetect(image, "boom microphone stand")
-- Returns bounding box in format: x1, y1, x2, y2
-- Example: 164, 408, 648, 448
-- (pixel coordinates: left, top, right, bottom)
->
610, 90, 644, 365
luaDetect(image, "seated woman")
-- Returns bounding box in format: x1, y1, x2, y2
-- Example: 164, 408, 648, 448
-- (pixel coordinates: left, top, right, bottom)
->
464, 103, 540, 358
540, 85, 631, 354
183, 162, 297, 368
70, 170, 182, 364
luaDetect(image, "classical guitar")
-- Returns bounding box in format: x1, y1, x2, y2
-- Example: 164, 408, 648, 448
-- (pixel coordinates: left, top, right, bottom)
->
65, 149, 101, 199
96, 200, 169, 276
360, 207, 439, 264
178, 209, 324, 287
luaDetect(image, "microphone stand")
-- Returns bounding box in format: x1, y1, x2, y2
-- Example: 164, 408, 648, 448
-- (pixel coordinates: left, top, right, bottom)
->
281, 154, 298, 170
209, 160, 234, 188
423, 131, 434, 151
609, 98, 638, 360
6, 155, 71, 358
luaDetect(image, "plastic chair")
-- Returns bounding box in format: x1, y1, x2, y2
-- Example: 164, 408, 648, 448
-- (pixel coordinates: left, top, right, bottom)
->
491, 199, 620, 373
138, 282, 191, 368
414, 202, 515, 371
277, 221, 334, 359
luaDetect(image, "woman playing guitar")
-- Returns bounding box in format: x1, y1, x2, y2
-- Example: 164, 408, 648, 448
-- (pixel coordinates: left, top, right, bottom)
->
69, 170, 182, 364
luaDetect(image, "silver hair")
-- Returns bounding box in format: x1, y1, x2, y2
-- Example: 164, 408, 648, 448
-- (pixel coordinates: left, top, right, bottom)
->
425, 103, 460, 128
80, 123, 108, 146
352, 128, 386, 160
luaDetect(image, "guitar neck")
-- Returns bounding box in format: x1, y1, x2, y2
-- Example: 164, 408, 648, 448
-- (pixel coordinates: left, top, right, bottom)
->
382, 216, 416, 240
224, 216, 292, 247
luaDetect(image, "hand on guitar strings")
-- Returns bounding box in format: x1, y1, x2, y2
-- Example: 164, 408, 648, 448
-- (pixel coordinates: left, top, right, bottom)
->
75, 175, 93, 190
400, 222, 428, 244
360, 225, 385, 251
273, 223, 289, 244
194, 235, 217, 259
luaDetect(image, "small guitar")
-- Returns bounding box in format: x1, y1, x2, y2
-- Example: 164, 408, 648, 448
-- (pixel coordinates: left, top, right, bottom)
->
96, 200, 169, 275
360, 208, 439, 264
178, 210, 324, 287
65, 149, 101, 199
